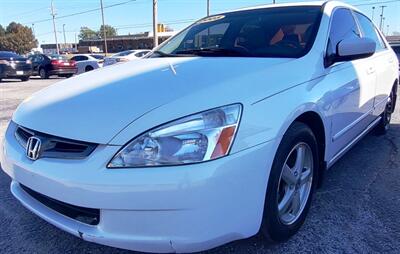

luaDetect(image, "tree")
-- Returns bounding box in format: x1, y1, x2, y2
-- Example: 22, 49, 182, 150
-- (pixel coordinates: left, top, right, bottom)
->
0, 25, 5, 37
0, 22, 37, 54
78, 26, 98, 40
98, 25, 117, 39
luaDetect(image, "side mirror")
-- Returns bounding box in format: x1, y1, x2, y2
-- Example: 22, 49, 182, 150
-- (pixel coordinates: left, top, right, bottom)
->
325, 37, 376, 67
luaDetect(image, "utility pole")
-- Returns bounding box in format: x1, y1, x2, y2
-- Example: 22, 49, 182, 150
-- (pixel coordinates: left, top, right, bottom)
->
153, 0, 158, 48
273, 0, 276, 3
51, 0, 59, 54
74, 32, 77, 52
382, 17, 386, 31
63, 24, 67, 50
207, 0, 210, 16
32, 23, 35, 37
371, 6, 375, 21
378, 5, 386, 31
100, 0, 108, 55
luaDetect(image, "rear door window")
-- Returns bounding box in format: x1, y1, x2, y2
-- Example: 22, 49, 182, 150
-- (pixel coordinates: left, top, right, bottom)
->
353, 12, 386, 51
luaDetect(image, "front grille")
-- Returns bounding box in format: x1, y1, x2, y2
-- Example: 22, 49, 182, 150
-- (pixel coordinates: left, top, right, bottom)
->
12, 61, 32, 70
20, 184, 100, 226
15, 124, 97, 159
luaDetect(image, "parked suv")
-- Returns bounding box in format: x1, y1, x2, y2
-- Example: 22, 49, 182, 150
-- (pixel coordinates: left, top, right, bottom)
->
0, 51, 32, 82
1, 1, 398, 253
29, 54, 77, 79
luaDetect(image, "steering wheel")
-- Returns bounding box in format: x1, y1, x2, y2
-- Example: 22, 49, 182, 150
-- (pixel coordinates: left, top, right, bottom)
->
274, 39, 301, 50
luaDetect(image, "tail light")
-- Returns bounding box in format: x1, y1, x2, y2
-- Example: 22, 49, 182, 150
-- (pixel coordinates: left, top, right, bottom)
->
0, 59, 10, 65
69, 60, 76, 67
51, 60, 63, 66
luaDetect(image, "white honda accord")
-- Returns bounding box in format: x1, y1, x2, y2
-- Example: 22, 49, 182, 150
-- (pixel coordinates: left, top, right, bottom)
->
1, 1, 399, 253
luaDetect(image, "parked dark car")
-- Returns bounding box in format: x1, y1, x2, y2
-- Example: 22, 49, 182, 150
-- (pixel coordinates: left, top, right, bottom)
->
28, 54, 77, 79
0, 51, 32, 82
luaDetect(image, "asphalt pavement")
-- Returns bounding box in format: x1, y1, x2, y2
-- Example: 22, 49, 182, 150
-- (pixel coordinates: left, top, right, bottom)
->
0, 77, 399, 253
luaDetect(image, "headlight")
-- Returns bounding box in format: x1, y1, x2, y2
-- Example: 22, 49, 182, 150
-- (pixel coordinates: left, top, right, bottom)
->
108, 104, 242, 168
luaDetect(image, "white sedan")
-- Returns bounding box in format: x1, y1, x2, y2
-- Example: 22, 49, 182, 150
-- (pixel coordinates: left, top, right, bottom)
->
1, 1, 399, 253
70, 54, 104, 74
103, 49, 151, 66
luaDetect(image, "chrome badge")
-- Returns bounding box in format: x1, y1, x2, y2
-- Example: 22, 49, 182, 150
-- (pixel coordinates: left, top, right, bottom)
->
26, 137, 42, 160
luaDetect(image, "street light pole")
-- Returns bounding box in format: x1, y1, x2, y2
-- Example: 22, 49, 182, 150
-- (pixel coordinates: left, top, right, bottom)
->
153, 0, 158, 48
207, 0, 210, 16
100, 0, 108, 55
371, 6, 375, 21
379, 5, 387, 31
51, 0, 59, 54
63, 24, 67, 50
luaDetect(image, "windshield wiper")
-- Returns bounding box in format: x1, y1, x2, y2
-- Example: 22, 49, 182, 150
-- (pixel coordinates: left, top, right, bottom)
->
174, 48, 250, 57
150, 50, 191, 58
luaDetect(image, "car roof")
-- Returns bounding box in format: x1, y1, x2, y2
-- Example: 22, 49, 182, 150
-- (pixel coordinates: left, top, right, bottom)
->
220, 1, 358, 15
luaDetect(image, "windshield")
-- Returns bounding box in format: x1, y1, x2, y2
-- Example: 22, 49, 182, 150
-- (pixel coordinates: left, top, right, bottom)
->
113, 50, 134, 57
0, 51, 22, 58
90, 54, 104, 60
49, 55, 68, 60
155, 6, 322, 58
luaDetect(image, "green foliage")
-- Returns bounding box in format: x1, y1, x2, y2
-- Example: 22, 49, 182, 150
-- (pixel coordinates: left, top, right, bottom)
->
78, 25, 117, 41
0, 25, 5, 36
78, 26, 98, 40
98, 25, 117, 39
0, 22, 37, 54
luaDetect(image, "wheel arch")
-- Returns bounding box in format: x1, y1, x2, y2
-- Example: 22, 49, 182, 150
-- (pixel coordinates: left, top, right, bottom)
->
294, 111, 327, 187
273, 107, 328, 188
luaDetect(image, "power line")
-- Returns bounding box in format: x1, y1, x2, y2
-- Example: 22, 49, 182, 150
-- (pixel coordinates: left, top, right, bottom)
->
23, 0, 137, 25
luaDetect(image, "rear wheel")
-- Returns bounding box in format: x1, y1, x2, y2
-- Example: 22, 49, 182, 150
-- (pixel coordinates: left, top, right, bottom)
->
374, 87, 396, 135
39, 68, 48, 79
85, 66, 94, 72
20, 76, 30, 82
261, 122, 318, 242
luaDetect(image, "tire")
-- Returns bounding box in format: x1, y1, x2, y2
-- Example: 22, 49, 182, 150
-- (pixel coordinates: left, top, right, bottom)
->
85, 66, 94, 72
39, 68, 48, 79
374, 87, 396, 135
261, 122, 319, 242
20, 76, 30, 82
59, 74, 73, 78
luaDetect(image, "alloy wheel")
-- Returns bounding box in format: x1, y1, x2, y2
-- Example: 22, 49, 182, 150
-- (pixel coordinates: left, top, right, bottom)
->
277, 142, 313, 225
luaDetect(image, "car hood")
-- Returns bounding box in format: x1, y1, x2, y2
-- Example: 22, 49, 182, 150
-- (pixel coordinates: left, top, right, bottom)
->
13, 57, 296, 144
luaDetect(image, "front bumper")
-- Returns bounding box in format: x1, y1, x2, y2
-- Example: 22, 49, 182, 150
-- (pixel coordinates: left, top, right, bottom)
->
1, 123, 275, 253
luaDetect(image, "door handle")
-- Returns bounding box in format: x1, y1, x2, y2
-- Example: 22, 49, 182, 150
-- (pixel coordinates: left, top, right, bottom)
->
366, 66, 375, 75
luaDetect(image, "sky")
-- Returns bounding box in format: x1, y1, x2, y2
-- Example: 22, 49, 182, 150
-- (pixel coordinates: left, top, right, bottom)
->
0, 0, 399, 45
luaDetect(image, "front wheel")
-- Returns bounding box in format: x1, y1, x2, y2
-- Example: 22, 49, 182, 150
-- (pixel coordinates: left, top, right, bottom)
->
261, 122, 318, 242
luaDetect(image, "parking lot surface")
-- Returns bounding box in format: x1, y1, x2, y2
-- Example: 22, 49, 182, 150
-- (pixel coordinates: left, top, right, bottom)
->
1, 78, 399, 254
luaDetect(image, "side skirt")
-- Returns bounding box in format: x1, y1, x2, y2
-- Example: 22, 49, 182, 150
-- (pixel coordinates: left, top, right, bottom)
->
327, 116, 382, 169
